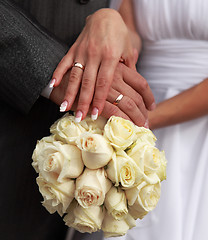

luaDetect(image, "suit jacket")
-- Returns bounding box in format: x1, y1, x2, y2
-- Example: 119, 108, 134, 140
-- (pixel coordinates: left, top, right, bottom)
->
0, 0, 108, 239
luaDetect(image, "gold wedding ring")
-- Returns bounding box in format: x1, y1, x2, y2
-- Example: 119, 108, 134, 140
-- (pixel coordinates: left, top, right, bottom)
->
119, 57, 125, 63
113, 94, 124, 106
73, 62, 85, 70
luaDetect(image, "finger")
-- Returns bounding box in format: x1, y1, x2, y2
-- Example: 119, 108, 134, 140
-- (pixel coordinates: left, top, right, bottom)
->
52, 46, 76, 87
101, 101, 130, 121
52, 30, 86, 87
107, 88, 148, 127
60, 59, 85, 112
133, 48, 139, 64
122, 47, 136, 70
75, 59, 100, 121
91, 57, 118, 117
120, 63, 156, 111
111, 79, 148, 120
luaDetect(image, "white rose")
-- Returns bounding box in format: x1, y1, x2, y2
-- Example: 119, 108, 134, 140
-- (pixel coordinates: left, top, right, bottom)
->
64, 202, 105, 233
32, 135, 55, 173
50, 113, 86, 144
125, 140, 145, 172
106, 151, 144, 189
128, 143, 167, 181
75, 168, 111, 208
32, 136, 84, 182
102, 213, 136, 238
125, 173, 160, 206
76, 132, 113, 169
37, 176, 75, 216
104, 186, 128, 220
126, 174, 161, 219
156, 150, 167, 181
141, 146, 167, 181
62, 200, 77, 226
80, 115, 107, 134
42, 199, 64, 216
104, 116, 137, 150
135, 126, 157, 146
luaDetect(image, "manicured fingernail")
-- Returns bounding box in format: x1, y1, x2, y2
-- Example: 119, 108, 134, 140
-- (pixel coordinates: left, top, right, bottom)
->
144, 119, 149, 128
91, 107, 99, 121
49, 78, 56, 88
75, 111, 83, 123
60, 100, 68, 112
149, 102, 156, 111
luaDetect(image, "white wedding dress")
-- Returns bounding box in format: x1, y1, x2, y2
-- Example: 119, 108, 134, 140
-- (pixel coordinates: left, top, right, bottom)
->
107, 1, 208, 240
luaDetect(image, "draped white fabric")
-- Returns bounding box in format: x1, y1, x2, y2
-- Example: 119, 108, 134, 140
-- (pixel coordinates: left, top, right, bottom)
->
106, 1, 208, 240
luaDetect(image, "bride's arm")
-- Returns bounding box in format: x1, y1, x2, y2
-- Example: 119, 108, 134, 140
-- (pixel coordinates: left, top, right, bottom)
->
148, 78, 208, 130
118, 0, 142, 58
119, 1, 208, 130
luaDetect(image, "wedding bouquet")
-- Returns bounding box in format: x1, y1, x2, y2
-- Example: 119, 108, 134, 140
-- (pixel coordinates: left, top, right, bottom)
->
32, 114, 167, 237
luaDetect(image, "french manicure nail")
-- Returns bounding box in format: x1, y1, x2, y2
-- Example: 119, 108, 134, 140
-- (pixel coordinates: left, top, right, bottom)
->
91, 107, 99, 121
60, 100, 68, 112
49, 78, 56, 88
149, 102, 156, 111
75, 111, 83, 123
144, 119, 149, 129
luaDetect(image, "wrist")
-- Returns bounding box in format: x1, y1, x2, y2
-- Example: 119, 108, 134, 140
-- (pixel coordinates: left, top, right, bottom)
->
87, 8, 126, 30
148, 107, 165, 130
91, 8, 122, 20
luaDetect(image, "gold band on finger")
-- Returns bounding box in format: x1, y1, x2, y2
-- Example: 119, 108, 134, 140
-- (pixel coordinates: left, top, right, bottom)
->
73, 62, 85, 70
119, 56, 125, 63
113, 94, 124, 106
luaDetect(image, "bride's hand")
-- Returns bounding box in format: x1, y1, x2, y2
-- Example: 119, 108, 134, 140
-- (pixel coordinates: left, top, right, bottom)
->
50, 63, 155, 127
51, 8, 135, 122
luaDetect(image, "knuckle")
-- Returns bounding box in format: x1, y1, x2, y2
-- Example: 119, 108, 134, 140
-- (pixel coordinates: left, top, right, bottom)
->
76, 42, 85, 54
82, 77, 92, 90
96, 76, 107, 88
135, 95, 143, 107
69, 71, 80, 84
78, 100, 89, 110
87, 42, 98, 57
64, 90, 75, 101
124, 97, 136, 111
140, 79, 149, 92
103, 46, 118, 61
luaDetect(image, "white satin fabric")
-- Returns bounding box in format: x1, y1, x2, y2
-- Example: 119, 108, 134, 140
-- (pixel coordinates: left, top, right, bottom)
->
106, 1, 208, 240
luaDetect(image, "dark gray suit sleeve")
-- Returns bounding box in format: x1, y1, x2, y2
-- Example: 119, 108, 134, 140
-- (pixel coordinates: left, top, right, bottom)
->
0, 0, 68, 114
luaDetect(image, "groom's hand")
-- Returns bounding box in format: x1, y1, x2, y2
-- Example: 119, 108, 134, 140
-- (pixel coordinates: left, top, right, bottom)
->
103, 63, 155, 127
